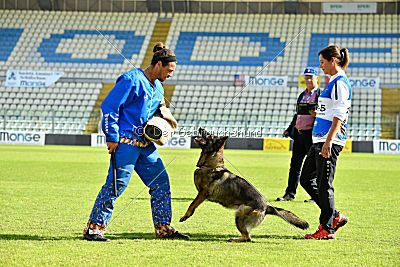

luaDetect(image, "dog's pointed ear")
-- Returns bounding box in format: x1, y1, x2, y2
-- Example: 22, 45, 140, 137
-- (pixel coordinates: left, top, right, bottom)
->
221, 136, 228, 143
198, 127, 206, 138
199, 127, 211, 138
217, 136, 228, 149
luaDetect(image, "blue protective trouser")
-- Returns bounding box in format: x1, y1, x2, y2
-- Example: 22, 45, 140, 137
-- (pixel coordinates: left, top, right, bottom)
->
87, 142, 171, 231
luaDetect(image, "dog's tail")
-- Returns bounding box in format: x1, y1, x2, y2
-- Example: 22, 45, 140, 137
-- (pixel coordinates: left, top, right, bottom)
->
265, 205, 309, 229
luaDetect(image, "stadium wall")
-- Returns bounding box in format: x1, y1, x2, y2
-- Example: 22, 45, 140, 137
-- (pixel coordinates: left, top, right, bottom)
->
1, 1, 399, 14
45, 133, 90, 146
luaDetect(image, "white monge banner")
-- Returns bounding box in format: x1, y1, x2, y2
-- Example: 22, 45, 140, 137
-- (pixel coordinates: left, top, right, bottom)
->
373, 140, 400, 154
91, 134, 191, 149
91, 134, 107, 147
244, 75, 288, 87
5, 70, 64, 87
155, 136, 191, 149
349, 77, 380, 89
0, 131, 45, 145
323, 2, 377, 13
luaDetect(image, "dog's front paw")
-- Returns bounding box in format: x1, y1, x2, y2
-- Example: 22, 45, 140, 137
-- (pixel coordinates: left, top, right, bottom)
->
179, 216, 189, 222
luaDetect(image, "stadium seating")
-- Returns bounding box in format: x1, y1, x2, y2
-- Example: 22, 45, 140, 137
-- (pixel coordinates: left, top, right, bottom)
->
0, 10, 398, 139
166, 13, 394, 139
0, 9, 157, 134
0, 10, 157, 79
166, 13, 399, 84
0, 82, 101, 134
170, 85, 382, 140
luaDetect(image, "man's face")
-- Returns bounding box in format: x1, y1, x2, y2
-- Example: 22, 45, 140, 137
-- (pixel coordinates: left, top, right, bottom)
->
157, 61, 176, 82
304, 75, 317, 89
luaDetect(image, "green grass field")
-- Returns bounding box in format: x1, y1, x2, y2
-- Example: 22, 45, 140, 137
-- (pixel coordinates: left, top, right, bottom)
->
0, 145, 399, 266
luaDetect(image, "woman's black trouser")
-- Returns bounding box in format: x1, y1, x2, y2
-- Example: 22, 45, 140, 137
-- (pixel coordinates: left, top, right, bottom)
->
300, 142, 343, 234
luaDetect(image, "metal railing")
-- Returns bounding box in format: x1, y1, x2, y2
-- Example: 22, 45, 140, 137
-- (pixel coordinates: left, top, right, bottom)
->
0, 108, 101, 134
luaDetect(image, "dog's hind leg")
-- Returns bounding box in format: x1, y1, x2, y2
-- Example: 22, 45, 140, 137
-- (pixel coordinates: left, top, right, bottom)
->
228, 205, 266, 243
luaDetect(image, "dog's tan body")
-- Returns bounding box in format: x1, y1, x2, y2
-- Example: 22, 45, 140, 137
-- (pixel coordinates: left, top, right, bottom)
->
180, 129, 309, 242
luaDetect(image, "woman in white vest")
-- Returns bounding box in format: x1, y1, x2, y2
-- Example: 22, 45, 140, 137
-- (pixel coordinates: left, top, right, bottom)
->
301, 45, 351, 240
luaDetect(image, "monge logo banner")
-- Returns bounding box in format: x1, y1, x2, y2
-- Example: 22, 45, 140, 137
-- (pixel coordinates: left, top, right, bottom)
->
0, 131, 45, 145
373, 140, 400, 154
155, 136, 191, 149
349, 77, 380, 89
91, 134, 191, 149
244, 75, 288, 87
5, 70, 63, 87
91, 134, 107, 147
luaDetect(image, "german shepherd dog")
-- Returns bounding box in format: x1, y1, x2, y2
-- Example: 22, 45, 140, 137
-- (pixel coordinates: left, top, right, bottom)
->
180, 128, 309, 242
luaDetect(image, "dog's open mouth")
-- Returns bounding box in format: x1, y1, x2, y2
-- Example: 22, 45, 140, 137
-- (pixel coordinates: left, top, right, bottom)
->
194, 137, 206, 145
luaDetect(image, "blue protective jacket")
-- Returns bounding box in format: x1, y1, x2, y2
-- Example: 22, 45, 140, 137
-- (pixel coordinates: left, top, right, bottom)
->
101, 69, 164, 143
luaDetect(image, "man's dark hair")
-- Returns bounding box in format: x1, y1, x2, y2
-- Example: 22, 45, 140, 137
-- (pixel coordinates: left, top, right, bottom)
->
151, 42, 177, 66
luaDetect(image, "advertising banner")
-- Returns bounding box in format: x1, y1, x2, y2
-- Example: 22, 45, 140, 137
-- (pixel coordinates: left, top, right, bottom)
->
342, 140, 352, 153
323, 2, 377, 14
5, 70, 63, 87
91, 134, 191, 149
155, 136, 191, 149
235, 75, 288, 87
349, 77, 380, 89
0, 131, 45, 145
373, 140, 400, 154
263, 138, 290, 151
91, 134, 107, 147
245, 75, 288, 87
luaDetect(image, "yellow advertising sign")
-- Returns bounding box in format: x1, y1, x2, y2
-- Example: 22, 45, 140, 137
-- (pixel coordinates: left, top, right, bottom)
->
263, 138, 352, 152
263, 138, 290, 151
298, 75, 321, 88
342, 140, 352, 153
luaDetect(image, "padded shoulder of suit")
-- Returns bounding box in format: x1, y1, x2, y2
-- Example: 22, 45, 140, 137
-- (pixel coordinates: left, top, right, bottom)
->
122, 69, 140, 81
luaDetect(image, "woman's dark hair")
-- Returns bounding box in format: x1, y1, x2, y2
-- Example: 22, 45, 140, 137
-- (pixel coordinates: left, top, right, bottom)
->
318, 45, 349, 71
151, 42, 177, 66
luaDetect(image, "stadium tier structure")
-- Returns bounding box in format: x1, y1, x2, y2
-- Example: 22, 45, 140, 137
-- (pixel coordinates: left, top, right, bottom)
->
0, 9, 399, 140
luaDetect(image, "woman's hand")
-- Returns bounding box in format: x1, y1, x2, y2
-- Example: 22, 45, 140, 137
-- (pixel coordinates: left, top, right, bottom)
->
282, 130, 289, 137
321, 140, 332, 158
106, 142, 119, 154
321, 117, 342, 158
309, 110, 317, 117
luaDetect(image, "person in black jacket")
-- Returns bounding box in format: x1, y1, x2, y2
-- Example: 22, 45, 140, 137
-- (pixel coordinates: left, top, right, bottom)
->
277, 67, 320, 202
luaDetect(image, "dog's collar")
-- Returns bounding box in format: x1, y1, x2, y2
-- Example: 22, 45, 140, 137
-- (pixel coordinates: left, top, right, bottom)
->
197, 166, 225, 172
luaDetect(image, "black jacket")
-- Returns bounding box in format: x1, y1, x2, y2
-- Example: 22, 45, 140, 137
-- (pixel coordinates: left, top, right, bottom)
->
286, 88, 321, 139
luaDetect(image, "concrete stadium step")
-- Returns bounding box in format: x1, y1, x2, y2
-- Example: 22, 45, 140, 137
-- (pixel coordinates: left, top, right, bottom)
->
140, 21, 172, 68
163, 84, 175, 108
139, 20, 175, 106
381, 88, 400, 139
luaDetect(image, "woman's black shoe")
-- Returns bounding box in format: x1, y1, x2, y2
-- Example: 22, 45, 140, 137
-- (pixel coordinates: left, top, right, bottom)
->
164, 231, 190, 240
83, 233, 110, 242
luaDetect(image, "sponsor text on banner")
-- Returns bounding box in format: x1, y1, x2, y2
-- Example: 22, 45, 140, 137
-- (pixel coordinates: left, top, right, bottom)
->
0, 131, 45, 145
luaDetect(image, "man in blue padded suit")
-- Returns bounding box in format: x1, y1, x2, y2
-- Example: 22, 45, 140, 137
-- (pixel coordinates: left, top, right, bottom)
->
83, 42, 190, 241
